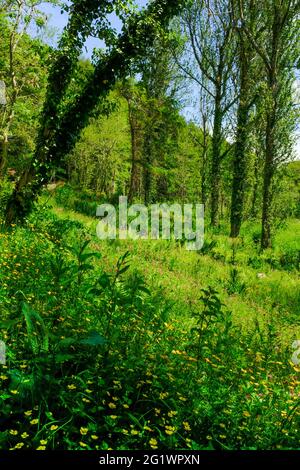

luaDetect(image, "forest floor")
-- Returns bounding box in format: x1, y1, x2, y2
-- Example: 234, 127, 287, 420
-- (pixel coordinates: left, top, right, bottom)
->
1, 192, 300, 450
51, 202, 300, 345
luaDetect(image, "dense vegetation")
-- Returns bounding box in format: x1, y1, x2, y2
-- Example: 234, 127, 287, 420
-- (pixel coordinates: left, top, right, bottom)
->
0, 0, 299, 451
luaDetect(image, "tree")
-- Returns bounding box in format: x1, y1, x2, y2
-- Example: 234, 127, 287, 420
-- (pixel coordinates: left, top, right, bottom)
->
237, 0, 300, 248
118, 79, 144, 203
5, 0, 187, 224
175, 0, 236, 226
0, 0, 52, 176
229, 0, 257, 237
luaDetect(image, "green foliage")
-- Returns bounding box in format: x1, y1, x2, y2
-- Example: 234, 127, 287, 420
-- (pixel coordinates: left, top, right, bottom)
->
0, 201, 299, 450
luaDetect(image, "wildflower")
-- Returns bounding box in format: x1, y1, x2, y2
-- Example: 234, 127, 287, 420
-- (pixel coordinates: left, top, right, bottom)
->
10, 390, 19, 395
91, 435, 99, 440
79, 442, 87, 447
80, 427, 88, 435
183, 422, 191, 431
24, 410, 33, 417
219, 435, 226, 439
30, 419, 38, 425
14, 443, 24, 449
50, 425, 58, 431
168, 411, 177, 418
36, 446, 46, 450
178, 395, 187, 402
149, 438, 158, 449
21, 433, 29, 439
9, 430, 18, 436
40, 440, 47, 445
131, 429, 139, 435
243, 411, 251, 418
165, 426, 176, 436
67, 384, 76, 390
206, 435, 212, 440
108, 402, 116, 409
123, 404, 129, 409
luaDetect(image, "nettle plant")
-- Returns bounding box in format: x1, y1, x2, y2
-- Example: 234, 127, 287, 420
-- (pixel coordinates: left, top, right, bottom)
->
190, 287, 234, 363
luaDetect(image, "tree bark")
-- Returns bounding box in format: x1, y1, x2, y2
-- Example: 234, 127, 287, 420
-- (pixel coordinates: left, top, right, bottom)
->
210, 84, 222, 227
230, 32, 250, 237
127, 98, 140, 204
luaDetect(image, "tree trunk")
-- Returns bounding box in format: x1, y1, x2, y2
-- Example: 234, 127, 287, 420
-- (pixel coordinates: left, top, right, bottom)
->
201, 116, 208, 207
210, 86, 222, 227
127, 100, 140, 204
230, 34, 250, 238
251, 150, 259, 218
261, 116, 275, 249
0, 133, 8, 177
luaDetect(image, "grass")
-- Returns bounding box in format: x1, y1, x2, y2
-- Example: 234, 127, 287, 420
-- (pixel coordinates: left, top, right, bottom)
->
0, 192, 299, 450
50, 201, 300, 339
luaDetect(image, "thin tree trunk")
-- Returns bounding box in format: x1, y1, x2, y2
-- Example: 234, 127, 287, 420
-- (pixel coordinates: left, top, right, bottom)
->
201, 115, 208, 206
250, 155, 258, 219
261, 116, 275, 249
127, 100, 140, 204
230, 33, 250, 237
210, 85, 222, 227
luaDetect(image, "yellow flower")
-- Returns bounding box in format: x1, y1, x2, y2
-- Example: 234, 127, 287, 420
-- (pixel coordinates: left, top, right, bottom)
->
40, 440, 47, 445
219, 434, 226, 439
67, 384, 76, 390
24, 410, 33, 417
21, 432, 29, 439
108, 402, 116, 409
206, 435, 212, 440
80, 427, 88, 435
79, 442, 87, 447
110, 415, 118, 420
123, 404, 129, 409
36, 446, 46, 450
10, 390, 19, 395
9, 430, 18, 435
168, 411, 177, 418
243, 411, 251, 418
50, 425, 58, 431
159, 392, 168, 399
131, 429, 139, 435
178, 395, 187, 402
165, 426, 176, 436
183, 421, 191, 431
30, 419, 38, 425
14, 443, 24, 449
149, 438, 158, 449
91, 435, 99, 440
